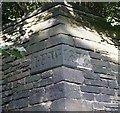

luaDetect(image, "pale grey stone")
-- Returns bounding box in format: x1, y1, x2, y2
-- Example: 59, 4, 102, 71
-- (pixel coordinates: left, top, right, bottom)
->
95, 94, 110, 102
51, 98, 93, 111
108, 80, 118, 89
31, 44, 92, 74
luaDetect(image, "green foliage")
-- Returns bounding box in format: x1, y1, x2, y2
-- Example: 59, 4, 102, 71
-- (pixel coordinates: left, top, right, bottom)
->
11, 48, 22, 58
76, 2, 120, 26
2, 2, 43, 25
0, 46, 25, 58
1, 2, 120, 58
2, 2, 119, 26
1, 49, 11, 57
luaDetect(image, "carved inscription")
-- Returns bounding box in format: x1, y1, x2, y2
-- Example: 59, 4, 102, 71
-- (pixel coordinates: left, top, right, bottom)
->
31, 45, 63, 74
31, 45, 92, 74
62, 45, 92, 69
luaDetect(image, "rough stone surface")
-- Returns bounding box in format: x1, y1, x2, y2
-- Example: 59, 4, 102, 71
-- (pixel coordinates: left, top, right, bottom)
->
2, 3, 119, 112
25, 74, 41, 83
83, 70, 100, 80
84, 79, 108, 87
81, 86, 100, 94
95, 94, 110, 102
101, 87, 115, 96
108, 80, 118, 89
29, 88, 45, 105
82, 93, 94, 101
51, 98, 93, 111
31, 44, 92, 74
34, 77, 53, 88
53, 66, 84, 84
46, 34, 74, 48
93, 102, 104, 110
45, 81, 81, 101
89, 51, 102, 60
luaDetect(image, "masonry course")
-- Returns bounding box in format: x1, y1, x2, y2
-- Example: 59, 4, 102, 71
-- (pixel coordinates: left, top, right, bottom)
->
1, 3, 120, 112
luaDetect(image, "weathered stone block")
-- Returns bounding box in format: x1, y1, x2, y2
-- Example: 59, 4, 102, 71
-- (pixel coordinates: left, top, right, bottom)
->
110, 63, 118, 72
64, 82, 81, 99
104, 103, 119, 110
50, 98, 66, 111
31, 44, 92, 74
44, 23, 67, 37
21, 104, 49, 111
17, 78, 25, 85
95, 94, 110, 102
13, 83, 33, 93
31, 45, 63, 74
81, 86, 100, 94
62, 45, 92, 70
29, 40, 47, 54
108, 80, 118, 89
45, 81, 81, 101
22, 66, 30, 72
85, 79, 108, 87
12, 59, 21, 66
99, 74, 116, 80
5, 56, 16, 63
34, 77, 53, 88
101, 87, 115, 96
53, 66, 84, 84
4, 68, 13, 75
2, 85, 6, 92
89, 51, 101, 60
118, 88, 120, 96
74, 38, 93, 51
92, 65, 107, 74
8, 71, 30, 82
8, 98, 28, 109
46, 34, 74, 48
41, 70, 53, 79
4, 90, 13, 97
29, 88, 45, 105
51, 98, 93, 111
13, 90, 30, 100
24, 83, 33, 90
2, 63, 12, 71
93, 102, 104, 110
20, 60, 30, 68
91, 59, 110, 68
2, 96, 12, 104
82, 93, 94, 101
16, 98, 29, 109
45, 83, 64, 101
101, 55, 110, 61
2, 82, 13, 91
25, 74, 41, 83
83, 70, 100, 80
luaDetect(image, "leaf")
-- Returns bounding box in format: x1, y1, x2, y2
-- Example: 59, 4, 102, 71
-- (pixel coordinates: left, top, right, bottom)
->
1, 49, 11, 57
11, 48, 22, 58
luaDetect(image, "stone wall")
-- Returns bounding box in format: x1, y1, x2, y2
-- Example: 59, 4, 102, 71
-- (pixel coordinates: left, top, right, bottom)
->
2, 3, 120, 111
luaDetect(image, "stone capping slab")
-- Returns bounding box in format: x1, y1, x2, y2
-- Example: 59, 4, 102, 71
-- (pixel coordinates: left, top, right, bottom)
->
31, 44, 92, 74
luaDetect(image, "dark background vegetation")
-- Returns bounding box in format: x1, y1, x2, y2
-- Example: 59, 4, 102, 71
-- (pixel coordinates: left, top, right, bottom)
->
2, 2, 120, 26
1, 2, 120, 57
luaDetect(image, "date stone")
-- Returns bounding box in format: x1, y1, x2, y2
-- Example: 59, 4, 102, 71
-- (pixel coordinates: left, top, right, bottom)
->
31, 45, 92, 74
